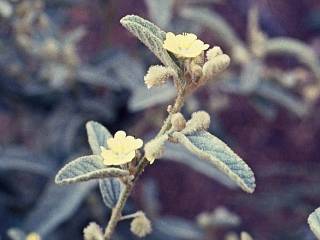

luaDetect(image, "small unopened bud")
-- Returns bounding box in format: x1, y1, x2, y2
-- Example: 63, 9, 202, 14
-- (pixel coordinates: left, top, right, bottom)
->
144, 135, 168, 163
182, 111, 210, 134
41, 38, 59, 59
63, 43, 79, 66
202, 54, 230, 80
144, 65, 177, 89
130, 212, 152, 238
225, 232, 239, 240
241, 232, 253, 240
171, 113, 186, 131
0, 0, 12, 18
303, 85, 320, 102
206, 46, 223, 61
190, 63, 203, 82
26, 232, 41, 240
83, 222, 104, 240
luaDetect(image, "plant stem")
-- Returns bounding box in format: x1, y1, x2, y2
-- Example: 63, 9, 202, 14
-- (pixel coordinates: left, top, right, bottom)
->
103, 90, 185, 240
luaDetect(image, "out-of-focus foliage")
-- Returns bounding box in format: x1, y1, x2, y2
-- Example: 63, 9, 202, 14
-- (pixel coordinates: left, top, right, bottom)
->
1, 0, 320, 239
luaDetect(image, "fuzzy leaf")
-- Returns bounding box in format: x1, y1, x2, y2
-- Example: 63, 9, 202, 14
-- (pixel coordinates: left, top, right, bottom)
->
23, 181, 96, 235
120, 15, 179, 71
163, 143, 237, 188
99, 178, 124, 209
173, 131, 255, 193
179, 7, 244, 50
308, 207, 320, 239
86, 121, 112, 155
55, 155, 129, 185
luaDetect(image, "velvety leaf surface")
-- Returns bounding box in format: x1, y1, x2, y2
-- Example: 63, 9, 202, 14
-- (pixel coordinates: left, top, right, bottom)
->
55, 155, 129, 184
173, 131, 256, 193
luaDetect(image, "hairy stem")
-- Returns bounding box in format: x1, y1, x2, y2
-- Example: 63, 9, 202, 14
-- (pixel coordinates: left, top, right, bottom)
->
103, 90, 185, 240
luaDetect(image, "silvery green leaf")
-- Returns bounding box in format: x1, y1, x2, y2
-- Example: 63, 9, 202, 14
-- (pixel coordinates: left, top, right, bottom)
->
55, 155, 129, 185
99, 178, 124, 209
239, 59, 263, 93
120, 15, 179, 72
145, 0, 174, 29
255, 81, 309, 117
308, 207, 320, 239
23, 181, 96, 235
141, 179, 161, 217
86, 121, 112, 155
154, 217, 204, 240
179, 7, 245, 49
163, 143, 236, 189
7, 228, 26, 240
265, 37, 320, 80
173, 131, 255, 193
129, 84, 176, 112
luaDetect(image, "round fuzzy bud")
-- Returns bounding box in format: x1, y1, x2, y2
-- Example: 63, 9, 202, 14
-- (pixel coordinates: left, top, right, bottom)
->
41, 38, 59, 59
225, 233, 239, 240
144, 135, 168, 163
130, 212, 152, 238
241, 232, 253, 240
144, 65, 177, 89
171, 113, 186, 131
202, 54, 230, 80
26, 233, 41, 240
83, 222, 104, 240
182, 111, 211, 134
206, 46, 223, 61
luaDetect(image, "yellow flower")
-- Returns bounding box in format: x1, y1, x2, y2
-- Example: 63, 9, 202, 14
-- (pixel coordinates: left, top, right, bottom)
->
163, 32, 209, 58
100, 131, 143, 166
26, 233, 41, 240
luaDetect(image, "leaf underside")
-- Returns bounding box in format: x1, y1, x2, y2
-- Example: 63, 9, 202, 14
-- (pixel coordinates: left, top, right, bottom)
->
120, 15, 179, 72
173, 131, 255, 193
55, 155, 129, 185
99, 178, 124, 209
308, 207, 320, 239
86, 121, 112, 155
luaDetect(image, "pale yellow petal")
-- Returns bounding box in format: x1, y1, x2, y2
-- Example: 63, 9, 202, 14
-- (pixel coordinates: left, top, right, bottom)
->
101, 149, 118, 165
114, 130, 126, 139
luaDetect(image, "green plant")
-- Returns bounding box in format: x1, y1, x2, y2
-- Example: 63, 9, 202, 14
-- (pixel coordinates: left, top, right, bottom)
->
54, 15, 256, 240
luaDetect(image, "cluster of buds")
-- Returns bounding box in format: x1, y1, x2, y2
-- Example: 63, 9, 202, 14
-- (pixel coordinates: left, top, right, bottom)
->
143, 32, 230, 94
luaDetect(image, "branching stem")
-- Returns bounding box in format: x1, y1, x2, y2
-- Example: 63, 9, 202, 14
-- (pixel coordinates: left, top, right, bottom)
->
103, 88, 186, 240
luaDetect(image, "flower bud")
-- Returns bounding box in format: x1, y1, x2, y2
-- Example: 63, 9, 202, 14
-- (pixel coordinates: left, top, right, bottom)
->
41, 38, 59, 60
202, 54, 230, 80
144, 135, 168, 163
144, 65, 178, 89
206, 46, 223, 61
171, 113, 186, 131
182, 111, 210, 134
26, 233, 41, 240
241, 232, 253, 240
130, 212, 152, 238
83, 222, 104, 240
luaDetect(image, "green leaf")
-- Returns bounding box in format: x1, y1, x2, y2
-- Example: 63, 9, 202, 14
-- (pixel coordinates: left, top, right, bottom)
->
99, 178, 124, 209
173, 131, 255, 193
55, 155, 129, 185
308, 207, 320, 239
86, 121, 112, 155
120, 15, 179, 72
